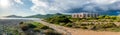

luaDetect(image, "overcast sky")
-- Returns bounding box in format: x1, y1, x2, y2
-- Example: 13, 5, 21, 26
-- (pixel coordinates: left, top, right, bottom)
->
0, 0, 120, 16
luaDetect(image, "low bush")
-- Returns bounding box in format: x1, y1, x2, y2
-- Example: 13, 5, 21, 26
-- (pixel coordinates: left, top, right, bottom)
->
59, 23, 66, 26
80, 23, 88, 26
41, 26, 50, 30
90, 23, 117, 31
80, 26, 88, 29
65, 23, 73, 27
28, 24, 36, 28
43, 29, 62, 35
102, 23, 116, 28
33, 28, 40, 32
19, 24, 29, 31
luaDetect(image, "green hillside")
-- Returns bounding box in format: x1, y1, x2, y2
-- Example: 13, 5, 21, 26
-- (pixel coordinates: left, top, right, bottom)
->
26, 13, 70, 18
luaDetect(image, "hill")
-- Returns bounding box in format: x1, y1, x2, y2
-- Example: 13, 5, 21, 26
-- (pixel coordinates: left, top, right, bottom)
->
25, 13, 70, 18
5, 15, 23, 18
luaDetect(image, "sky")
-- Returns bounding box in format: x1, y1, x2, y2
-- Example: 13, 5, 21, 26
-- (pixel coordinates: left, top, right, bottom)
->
0, 0, 120, 17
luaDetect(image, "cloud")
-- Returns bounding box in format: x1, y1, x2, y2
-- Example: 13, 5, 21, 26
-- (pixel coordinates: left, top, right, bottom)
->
0, 0, 25, 16
31, 0, 48, 15
1, 0, 120, 16
30, 0, 120, 15
0, 0, 24, 8
91, 0, 118, 4
14, 0, 24, 4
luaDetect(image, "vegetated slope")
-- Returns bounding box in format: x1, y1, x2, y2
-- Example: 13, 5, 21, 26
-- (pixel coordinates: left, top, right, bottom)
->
25, 13, 70, 18
45, 15, 120, 32
19, 22, 62, 35
0, 19, 62, 35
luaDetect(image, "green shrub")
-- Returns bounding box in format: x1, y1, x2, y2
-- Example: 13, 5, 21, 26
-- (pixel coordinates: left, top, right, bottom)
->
33, 28, 40, 32
103, 23, 116, 28
81, 26, 88, 29
19, 24, 29, 31
41, 26, 50, 30
80, 23, 88, 26
28, 24, 36, 28
65, 23, 73, 27
43, 29, 62, 35
91, 23, 117, 30
19, 22, 24, 24
46, 15, 71, 24
59, 23, 66, 26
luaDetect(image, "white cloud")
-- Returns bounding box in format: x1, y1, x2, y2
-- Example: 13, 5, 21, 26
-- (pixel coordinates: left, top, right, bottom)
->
14, 0, 24, 4
0, 0, 25, 16
31, 0, 48, 7
91, 0, 118, 4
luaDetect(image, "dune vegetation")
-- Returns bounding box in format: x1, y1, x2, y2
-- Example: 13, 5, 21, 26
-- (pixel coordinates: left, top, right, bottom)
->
45, 15, 120, 32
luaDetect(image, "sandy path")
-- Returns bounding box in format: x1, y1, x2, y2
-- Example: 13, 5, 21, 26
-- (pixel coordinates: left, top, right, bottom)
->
64, 28, 120, 35
72, 30, 120, 35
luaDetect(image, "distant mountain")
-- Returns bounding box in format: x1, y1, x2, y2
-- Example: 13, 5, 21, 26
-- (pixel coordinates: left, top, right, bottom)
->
25, 14, 52, 18
25, 13, 69, 18
5, 15, 23, 18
